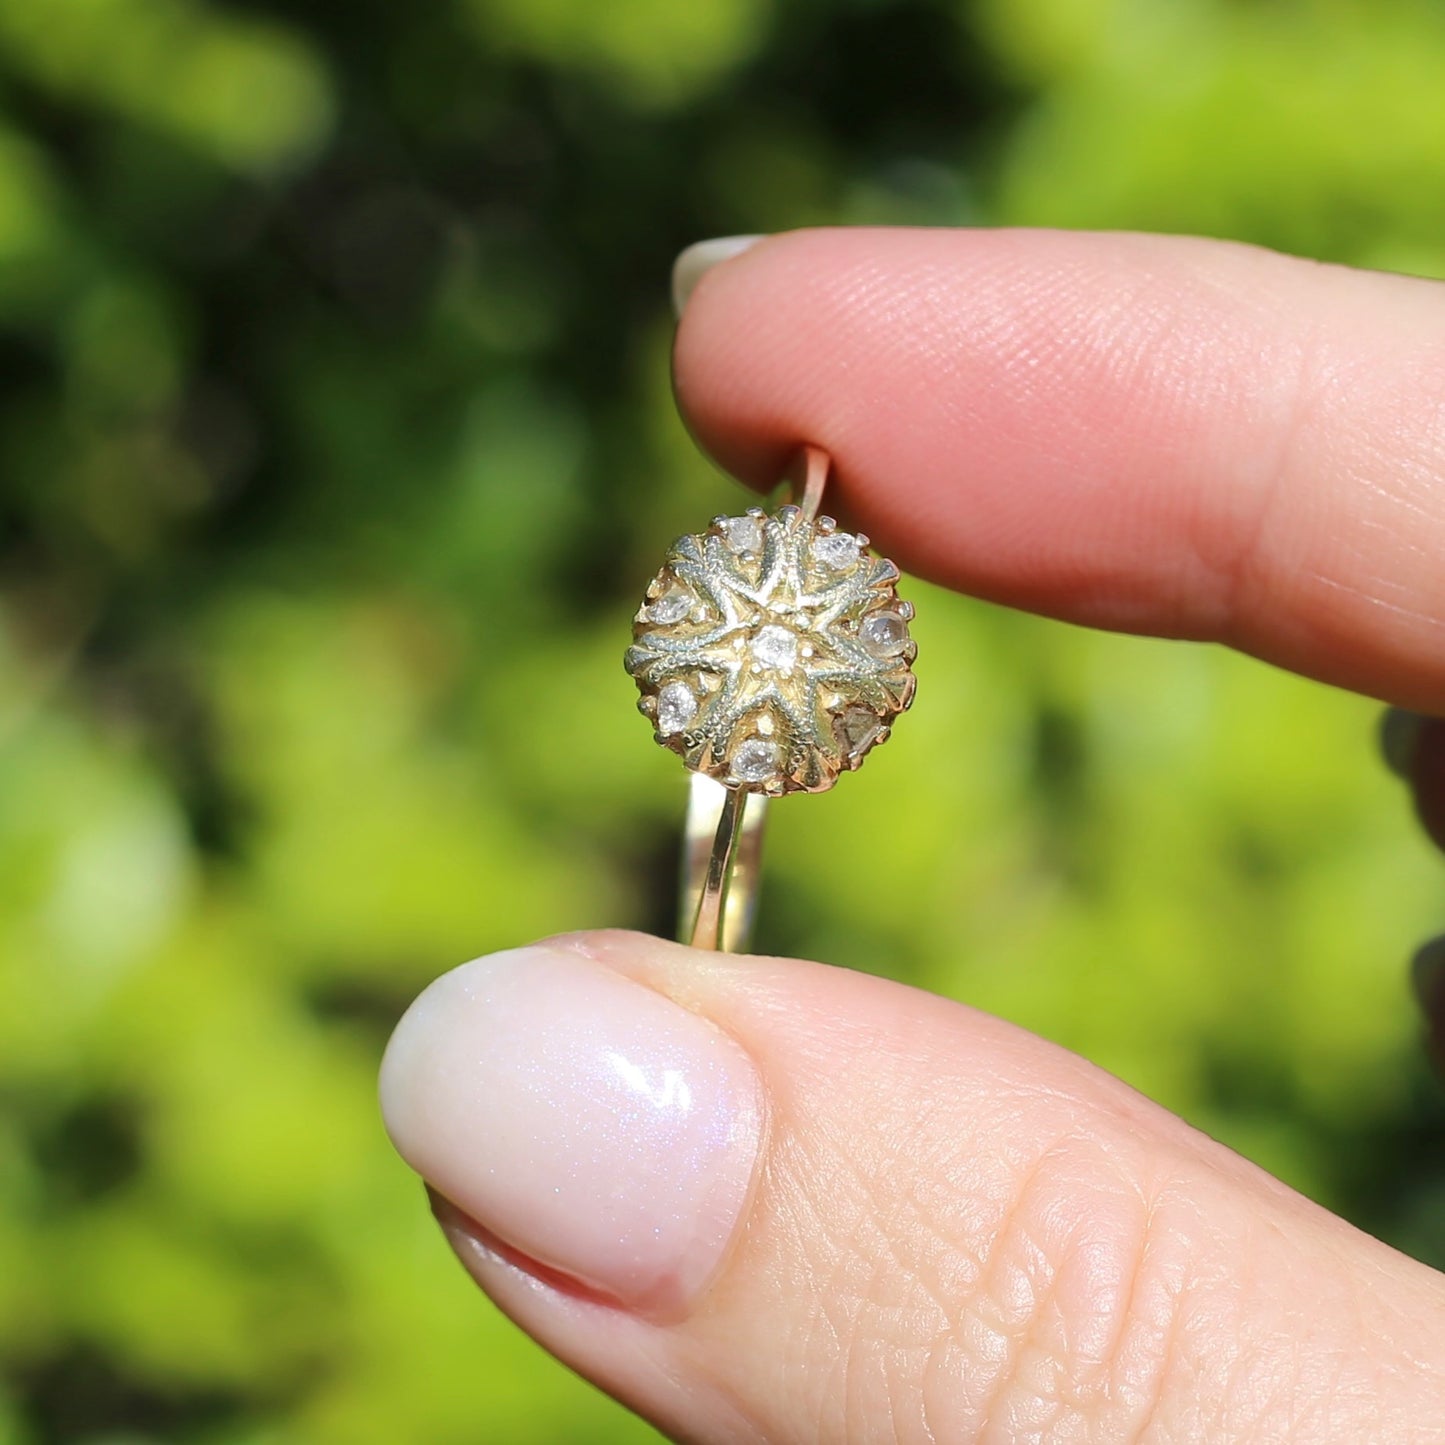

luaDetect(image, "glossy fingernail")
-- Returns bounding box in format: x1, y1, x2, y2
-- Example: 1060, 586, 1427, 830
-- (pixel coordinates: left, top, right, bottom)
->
672, 235, 765, 318
1379, 707, 1425, 780
379, 944, 763, 1314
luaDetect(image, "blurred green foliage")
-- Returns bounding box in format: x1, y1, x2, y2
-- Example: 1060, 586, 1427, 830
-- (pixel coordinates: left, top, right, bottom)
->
1, 0, 1443, 1440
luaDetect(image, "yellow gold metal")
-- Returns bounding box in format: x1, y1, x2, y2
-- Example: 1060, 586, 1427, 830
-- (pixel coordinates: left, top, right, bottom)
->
626, 447, 917, 953
681, 775, 765, 951
682, 777, 743, 950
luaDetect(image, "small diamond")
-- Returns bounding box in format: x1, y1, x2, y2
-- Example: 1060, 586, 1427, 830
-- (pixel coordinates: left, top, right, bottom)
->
731, 738, 779, 783
812, 532, 859, 570
835, 704, 881, 756
722, 516, 763, 556
647, 583, 695, 625
752, 624, 797, 671
656, 680, 698, 736
860, 611, 909, 658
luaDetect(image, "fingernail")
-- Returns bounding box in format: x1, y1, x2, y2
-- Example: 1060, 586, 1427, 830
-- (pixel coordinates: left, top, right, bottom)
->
1379, 707, 1425, 780
1411, 936, 1445, 1019
672, 235, 765, 318
379, 944, 764, 1314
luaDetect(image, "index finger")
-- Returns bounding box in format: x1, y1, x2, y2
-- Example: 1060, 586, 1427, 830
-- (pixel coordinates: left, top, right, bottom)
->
672, 227, 1445, 710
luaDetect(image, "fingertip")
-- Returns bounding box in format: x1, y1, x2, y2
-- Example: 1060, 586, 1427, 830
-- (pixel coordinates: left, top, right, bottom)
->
379, 941, 764, 1316
386, 930, 1445, 1445
671, 225, 1445, 706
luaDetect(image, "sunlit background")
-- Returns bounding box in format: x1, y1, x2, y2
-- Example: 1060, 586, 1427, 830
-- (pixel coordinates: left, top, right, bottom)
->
2, 0, 1444, 1439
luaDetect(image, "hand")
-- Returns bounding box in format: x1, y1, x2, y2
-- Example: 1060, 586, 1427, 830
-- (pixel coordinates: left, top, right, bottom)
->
380, 229, 1445, 1443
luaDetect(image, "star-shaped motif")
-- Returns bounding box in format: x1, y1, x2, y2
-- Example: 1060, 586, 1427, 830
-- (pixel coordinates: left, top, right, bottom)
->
625, 506, 917, 794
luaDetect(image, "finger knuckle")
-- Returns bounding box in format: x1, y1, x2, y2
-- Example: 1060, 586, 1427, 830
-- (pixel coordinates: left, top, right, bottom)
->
948, 1133, 1188, 1442
800, 1124, 1197, 1443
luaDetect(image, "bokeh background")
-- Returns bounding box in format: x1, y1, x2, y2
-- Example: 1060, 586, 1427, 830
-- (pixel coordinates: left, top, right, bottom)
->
2, 0, 1444, 1440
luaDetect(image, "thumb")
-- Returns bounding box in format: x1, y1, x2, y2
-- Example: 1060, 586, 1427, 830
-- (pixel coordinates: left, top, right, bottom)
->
378, 931, 1445, 1443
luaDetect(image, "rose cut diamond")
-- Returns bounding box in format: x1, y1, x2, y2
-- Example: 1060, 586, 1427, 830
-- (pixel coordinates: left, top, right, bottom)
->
812, 532, 859, 570
860, 611, 909, 658
655, 680, 698, 736
647, 583, 696, 625
731, 738, 779, 783
752, 624, 798, 671
722, 515, 763, 556
835, 704, 882, 755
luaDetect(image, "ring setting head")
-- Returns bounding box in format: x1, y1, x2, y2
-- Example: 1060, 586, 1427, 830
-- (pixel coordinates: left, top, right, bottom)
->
625, 505, 917, 795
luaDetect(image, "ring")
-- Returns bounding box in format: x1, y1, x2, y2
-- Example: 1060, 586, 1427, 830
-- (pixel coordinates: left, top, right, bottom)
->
625, 447, 918, 952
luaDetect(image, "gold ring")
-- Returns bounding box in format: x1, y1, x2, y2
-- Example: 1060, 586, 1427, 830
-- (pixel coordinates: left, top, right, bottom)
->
625, 447, 918, 951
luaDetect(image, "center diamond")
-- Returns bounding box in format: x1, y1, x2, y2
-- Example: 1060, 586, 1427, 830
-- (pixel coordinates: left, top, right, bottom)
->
751, 623, 798, 672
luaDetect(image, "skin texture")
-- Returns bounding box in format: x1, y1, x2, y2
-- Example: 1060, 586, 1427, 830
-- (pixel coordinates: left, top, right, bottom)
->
380, 229, 1445, 1444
